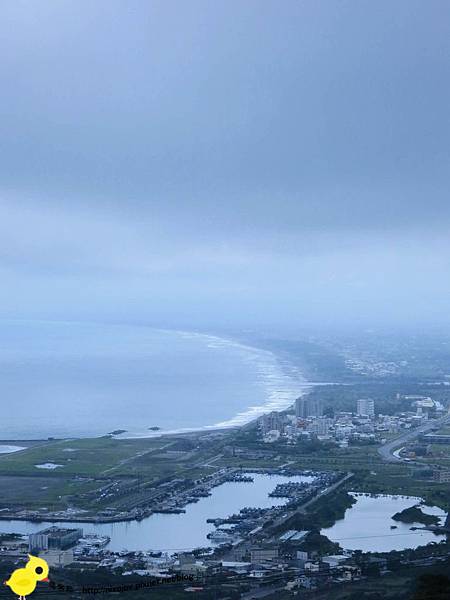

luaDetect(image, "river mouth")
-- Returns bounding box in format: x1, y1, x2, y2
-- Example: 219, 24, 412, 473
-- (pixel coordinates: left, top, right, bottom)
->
321, 492, 447, 552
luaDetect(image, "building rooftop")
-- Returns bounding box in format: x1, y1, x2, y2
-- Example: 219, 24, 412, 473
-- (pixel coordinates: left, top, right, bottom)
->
37, 526, 82, 537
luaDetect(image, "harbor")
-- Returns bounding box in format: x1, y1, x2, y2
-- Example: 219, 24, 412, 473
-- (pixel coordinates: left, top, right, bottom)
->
0, 472, 320, 552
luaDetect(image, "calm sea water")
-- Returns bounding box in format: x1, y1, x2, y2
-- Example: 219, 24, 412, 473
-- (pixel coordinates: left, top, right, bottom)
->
0, 320, 307, 439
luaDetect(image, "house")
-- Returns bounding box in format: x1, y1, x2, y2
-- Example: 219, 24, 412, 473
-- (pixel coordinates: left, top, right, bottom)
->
321, 555, 348, 568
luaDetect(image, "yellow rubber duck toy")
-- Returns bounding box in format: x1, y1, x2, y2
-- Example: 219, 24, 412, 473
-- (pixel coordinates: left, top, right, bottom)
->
4, 554, 49, 600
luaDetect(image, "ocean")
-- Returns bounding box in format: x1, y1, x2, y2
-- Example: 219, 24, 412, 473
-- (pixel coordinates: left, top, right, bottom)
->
0, 320, 308, 439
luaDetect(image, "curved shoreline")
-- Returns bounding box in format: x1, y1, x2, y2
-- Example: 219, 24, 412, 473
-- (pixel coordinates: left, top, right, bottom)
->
118, 329, 312, 439
0, 322, 312, 440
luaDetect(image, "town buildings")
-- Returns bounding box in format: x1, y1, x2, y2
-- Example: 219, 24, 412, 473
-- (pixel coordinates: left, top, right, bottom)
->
295, 397, 323, 418
356, 398, 375, 417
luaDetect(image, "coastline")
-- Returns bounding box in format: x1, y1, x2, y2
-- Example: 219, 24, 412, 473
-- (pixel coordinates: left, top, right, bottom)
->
0, 331, 317, 530
116, 329, 313, 440
0, 322, 312, 441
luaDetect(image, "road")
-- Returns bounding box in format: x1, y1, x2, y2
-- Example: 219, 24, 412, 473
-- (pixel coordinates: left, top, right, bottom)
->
267, 471, 354, 532
377, 412, 450, 463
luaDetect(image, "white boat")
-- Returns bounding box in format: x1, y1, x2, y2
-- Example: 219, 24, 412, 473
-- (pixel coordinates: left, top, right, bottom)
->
78, 534, 111, 548
207, 530, 234, 543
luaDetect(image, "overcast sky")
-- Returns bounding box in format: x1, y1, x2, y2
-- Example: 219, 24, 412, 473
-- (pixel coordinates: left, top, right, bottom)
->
1, 0, 449, 332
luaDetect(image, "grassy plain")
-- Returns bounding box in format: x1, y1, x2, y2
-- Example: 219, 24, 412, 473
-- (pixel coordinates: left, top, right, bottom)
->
0, 437, 172, 477
0, 433, 229, 511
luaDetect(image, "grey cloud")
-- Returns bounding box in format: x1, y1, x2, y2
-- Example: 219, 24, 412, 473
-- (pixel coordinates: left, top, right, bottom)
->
0, 0, 449, 330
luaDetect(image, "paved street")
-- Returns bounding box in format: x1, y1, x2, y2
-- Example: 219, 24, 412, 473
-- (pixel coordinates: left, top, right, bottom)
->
377, 412, 450, 463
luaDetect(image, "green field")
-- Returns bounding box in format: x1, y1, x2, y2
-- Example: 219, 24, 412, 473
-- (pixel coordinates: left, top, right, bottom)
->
0, 433, 228, 511
0, 437, 172, 477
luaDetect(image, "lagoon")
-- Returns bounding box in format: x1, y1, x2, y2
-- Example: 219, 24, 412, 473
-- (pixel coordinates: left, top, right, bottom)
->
322, 493, 447, 552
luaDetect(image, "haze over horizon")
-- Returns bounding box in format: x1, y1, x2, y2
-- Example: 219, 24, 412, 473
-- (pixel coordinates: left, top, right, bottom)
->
1, 1, 449, 334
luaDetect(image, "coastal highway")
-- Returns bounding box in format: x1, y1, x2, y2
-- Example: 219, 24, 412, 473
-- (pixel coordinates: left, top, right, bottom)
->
377, 412, 450, 463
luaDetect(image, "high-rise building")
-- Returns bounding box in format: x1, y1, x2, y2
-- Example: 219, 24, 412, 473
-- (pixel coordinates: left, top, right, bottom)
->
295, 397, 322, 418
308, 398, 323, 417
295, 397, 308, 418
261, 411, 281, 434
356, 398, 375, 417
